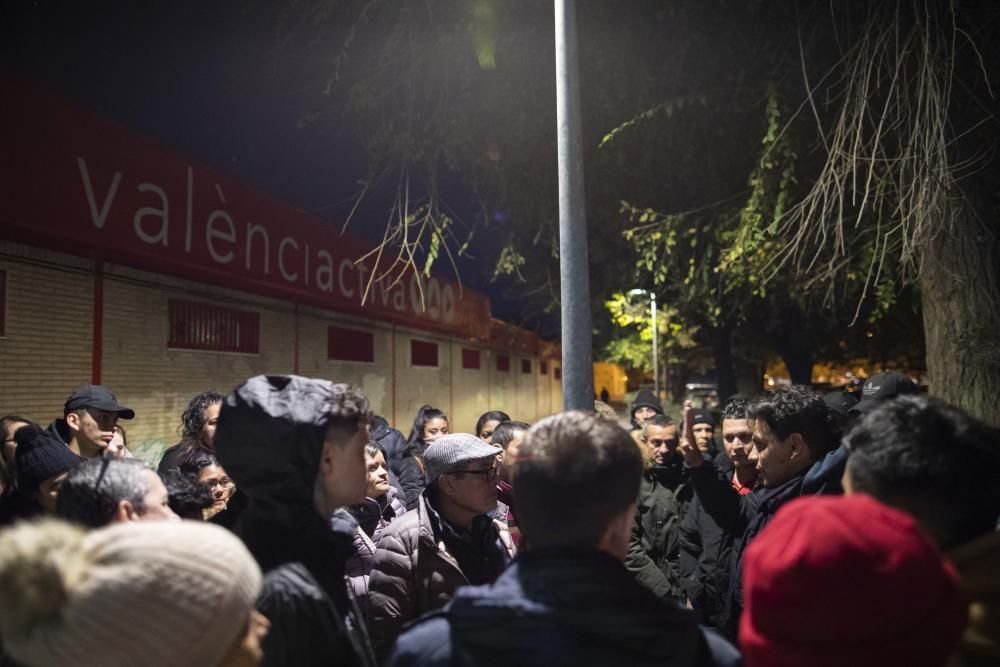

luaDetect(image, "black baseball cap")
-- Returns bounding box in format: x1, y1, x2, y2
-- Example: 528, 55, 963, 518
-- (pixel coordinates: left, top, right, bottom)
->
63, 385, 135, 419
823, 389, 859, 417
850, 372, 918, 414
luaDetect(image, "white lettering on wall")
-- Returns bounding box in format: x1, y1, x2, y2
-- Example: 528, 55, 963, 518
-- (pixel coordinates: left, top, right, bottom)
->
245, 223, 270, 274
316, 250, 334, 292
133, 183, 169, 246
77, 157, 121, 229
278, 236, 299, 283
441, 284, 456, 322
426, 278, 441, 320
206, 210, 236, 263
338, 259, 354, 299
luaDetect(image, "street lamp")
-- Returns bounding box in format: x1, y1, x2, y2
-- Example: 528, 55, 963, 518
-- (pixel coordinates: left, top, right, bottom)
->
629, 288, 658, 398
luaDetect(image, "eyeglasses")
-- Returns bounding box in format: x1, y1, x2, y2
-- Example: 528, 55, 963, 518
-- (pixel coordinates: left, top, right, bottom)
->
448, 466, 499, 482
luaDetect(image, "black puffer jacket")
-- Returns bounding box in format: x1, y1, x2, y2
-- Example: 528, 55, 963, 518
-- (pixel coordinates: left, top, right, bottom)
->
215, 375, 376, 667
371, 416, 408, 469
397, 441, 428, 511
387, 548, 741, 667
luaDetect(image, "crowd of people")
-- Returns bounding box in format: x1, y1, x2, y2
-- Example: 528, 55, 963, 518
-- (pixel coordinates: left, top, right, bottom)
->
0, 371, 996, 666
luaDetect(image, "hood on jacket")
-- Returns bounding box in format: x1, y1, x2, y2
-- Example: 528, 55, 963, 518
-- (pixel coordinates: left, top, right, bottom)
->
46, 418, 72, 446
214, 375, 337, 509
445, 548, 711, 666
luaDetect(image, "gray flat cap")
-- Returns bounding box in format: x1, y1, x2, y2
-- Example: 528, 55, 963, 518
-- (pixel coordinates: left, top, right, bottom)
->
422, 433, 502, 484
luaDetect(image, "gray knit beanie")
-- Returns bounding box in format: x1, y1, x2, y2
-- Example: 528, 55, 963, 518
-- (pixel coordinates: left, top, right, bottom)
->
421, 433, 502, 483
0, 519, 262, 667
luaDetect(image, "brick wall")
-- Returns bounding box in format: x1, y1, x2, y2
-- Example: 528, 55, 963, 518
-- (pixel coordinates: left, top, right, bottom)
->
0, 242, 562, 463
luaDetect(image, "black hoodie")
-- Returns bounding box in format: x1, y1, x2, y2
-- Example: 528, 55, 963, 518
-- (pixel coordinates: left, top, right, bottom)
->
215, 375, 375, 667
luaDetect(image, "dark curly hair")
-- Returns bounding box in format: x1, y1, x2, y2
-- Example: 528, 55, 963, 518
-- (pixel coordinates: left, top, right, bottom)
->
179, 391, 224, 447
748, 385, 839, 460
722, 397, 750, 421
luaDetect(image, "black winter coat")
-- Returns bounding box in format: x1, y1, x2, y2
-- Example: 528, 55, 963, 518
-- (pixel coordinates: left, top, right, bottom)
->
688, 447, 846, 638
397, 441, 428, 511
387, 547, 741, 667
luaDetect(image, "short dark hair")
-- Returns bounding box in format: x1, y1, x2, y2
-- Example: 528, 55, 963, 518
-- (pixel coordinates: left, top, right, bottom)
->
476, 411, 511, 436
326, 384, 373, 444
160, 468, 215, 519
514, 411, 643, 548
722, 397, 750, 421
490, 421, 530, 450
641, 414, 676, 440
748, 385, 839, 460
56, 458, 152, 528
845, 395, 1000, 549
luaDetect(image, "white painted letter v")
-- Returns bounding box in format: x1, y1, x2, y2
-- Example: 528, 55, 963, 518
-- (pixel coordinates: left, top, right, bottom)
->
77, 157, 121, 229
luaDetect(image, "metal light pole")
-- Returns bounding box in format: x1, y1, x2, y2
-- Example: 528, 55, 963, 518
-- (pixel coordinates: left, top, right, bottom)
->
554, 0, 594, 410
630, 288, 659, 399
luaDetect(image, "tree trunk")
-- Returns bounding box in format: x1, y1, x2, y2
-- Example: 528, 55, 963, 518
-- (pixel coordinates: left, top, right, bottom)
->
710, 325, 738, 402
919, 189, 1000, 426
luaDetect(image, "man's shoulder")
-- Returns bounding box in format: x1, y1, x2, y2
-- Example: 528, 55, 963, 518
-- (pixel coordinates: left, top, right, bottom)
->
386, 612, 453, 667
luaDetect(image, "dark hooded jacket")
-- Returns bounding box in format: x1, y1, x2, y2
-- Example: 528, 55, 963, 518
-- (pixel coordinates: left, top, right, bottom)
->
688, 447, 845, 638
214, 375, 376, 667
386, 548, 741, 667
372, 416, 408, 469
397, 441, 428, 511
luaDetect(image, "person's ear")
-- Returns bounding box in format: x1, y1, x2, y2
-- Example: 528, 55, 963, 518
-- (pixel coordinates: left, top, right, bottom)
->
596, 502, 636, 561
65, 412, 81, 432
788, 433, 806, 459
114, 499, 137, 522
318, 438, 336, 477
437, 475, 455, 499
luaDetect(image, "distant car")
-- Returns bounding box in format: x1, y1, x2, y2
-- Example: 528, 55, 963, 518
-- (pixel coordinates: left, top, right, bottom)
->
684, 384, 719, 410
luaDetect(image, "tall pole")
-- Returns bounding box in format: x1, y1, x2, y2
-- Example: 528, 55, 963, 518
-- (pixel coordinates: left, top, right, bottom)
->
554, 0, 594, 410
651, 292, 659, 399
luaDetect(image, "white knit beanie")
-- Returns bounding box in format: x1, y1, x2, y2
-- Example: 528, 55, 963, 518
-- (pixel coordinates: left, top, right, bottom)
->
0, 519, 262, 667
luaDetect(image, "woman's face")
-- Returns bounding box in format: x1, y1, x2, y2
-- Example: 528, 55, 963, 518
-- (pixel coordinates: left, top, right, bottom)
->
478, 419, 502, 443
198, 463, 235, 514
35, 471, 70, 514
422, 417, 449, 443
365, 450, 390, 499
201, 403, 222, 448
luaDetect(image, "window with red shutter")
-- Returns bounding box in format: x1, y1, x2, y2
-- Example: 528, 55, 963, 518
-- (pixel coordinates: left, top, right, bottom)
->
328, 325, 375, 362
411, 339, 439, 367
168, 299, 259, 353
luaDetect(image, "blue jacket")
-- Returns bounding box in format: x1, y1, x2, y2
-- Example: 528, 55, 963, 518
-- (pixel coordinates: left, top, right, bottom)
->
387, 547, 741, 667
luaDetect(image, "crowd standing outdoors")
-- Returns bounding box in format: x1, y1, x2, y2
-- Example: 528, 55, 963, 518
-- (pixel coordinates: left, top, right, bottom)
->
0, 370, 997, 666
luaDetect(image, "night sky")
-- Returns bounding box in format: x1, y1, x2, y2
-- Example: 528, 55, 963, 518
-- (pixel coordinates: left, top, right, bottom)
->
2, 0, 515, 317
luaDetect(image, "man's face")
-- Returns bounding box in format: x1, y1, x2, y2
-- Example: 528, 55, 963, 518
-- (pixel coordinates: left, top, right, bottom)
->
35, 471, 69, 513
317, 424, 370, 513
633, 406, 658, 428
135, 470, 180, 521
644, 424, 679, 466
442, 456, 499, 516
753, 419, 808, 488
722, 418, 757, 469
498, 430, 525, 484
68, 408, 117, 458
692, 423, 715, 453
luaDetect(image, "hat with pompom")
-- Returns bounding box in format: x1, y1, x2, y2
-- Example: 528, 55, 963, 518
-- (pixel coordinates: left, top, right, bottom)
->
0, 519, 261, 667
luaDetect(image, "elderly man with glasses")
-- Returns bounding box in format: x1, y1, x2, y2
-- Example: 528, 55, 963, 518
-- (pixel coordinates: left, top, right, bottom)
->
368, 433, 516, 659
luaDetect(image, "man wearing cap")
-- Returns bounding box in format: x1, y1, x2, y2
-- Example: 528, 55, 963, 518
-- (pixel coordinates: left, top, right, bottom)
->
368, 432, 516, 659
691, 409, 717, 456
48, 385, 135, 460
